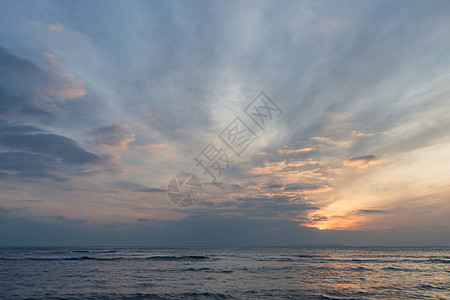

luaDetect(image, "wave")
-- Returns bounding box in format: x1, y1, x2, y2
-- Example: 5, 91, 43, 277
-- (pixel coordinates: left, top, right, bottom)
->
327, 258, 427, 263
0, 256, 123, 261
144, 255, 210, 261
257, 258, 294, 262
18, 292, 232, 300
428, 258, 450, 264
296, 254, 322, 258
1, 255, 211, 261
381, 266, 420, 272
183, 267, 212, 272
417, 284, 446, 290
348, 266, 373, 272
257, 255, 438, 263
31, 256, 89, 260
73, 250, 120, 254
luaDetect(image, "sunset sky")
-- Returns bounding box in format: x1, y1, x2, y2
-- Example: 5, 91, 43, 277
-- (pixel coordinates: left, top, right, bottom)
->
1, 0, 449, 246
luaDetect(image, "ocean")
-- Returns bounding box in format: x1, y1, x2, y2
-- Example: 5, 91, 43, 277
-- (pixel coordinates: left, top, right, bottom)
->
0, 246, 449, 299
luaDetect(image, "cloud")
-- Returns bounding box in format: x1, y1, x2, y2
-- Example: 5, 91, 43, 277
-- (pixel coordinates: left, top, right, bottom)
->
28, 21, 66, 33
343, 154, 383, 168
47, 22, 65, 33
251, 160, 320, 174
311, 136, 351, 148
91, 125, 135, 149
0, 120, 106, 181
0, 47, 52, 117
0, 131, 102, 165
277, 147, 315, 155
0, 151, 70, 181
131, 143, 166, 150
112, 180, 166, 193
282, 184, 332, 194
202, 182, 242, 190
0, 0, 450, 245
40, 81, 86, 101
351, 131, 376, 137
191, 192, 319, 222
0, 45, 86, 119
2, 210, 449, 246
54, 215, 87, 224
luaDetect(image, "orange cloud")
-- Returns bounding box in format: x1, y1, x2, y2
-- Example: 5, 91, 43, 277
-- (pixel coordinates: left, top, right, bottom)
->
277, 147, 314, 155
251, 160, 320, 174
43, 51, 58, 64
351, 131, 375, 137
351, 131, 387, 137
37, 53, 87, 101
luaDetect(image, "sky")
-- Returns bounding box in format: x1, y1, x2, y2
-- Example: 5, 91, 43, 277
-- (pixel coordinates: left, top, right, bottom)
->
0, 0, 449, 246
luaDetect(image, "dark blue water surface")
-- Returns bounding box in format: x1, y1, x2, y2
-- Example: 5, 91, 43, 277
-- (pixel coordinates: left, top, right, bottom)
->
1, 247, 449, 299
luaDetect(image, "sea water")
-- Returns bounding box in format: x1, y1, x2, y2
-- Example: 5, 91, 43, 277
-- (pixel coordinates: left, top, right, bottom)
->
0, 246, 449, 299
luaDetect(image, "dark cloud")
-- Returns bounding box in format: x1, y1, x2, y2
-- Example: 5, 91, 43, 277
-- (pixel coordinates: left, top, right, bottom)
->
1, 133, 101, 164
309, 215, 328, 223
264, 184, 284, 189
343, 154, 382, 168
0, 84, 52, 117
0, 120, 105, 181
1, 211, 448, 246
262, 184, 330, 192
0, 127, 102, 165
202, 182, 242, 190
0, 120, 42, 133
0, 151, 69, 181
0, 46, 48, 95
0, 212, 322, 246
90, 125, 135, 148
0, 45, 82, 118
0, 206, 26, 214
54, 215, 87, 225
196, 195, 320, 220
